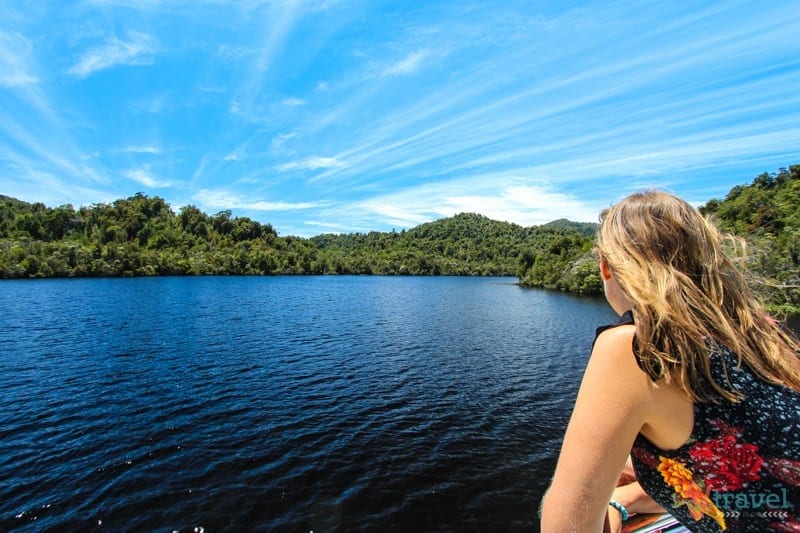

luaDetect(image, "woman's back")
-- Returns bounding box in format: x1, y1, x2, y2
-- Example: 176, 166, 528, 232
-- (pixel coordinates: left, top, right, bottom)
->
631, 343, 800, 532
540, 191, 800, 532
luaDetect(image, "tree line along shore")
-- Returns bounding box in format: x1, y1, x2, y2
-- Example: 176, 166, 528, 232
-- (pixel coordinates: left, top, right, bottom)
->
1, 165, 798, 313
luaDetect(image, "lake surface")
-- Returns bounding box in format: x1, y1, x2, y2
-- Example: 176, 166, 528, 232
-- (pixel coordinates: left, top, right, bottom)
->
0, 276, 617, 532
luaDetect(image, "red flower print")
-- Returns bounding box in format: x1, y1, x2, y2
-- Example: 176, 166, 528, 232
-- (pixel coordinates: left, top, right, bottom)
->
764, 457, 800, 486
632, 446, 659, 469
688, 435, 763, 491
708, 419, 743, 439
770, 519, 800, 532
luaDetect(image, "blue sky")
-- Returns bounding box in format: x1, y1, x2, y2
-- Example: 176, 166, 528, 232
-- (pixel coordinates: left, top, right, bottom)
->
1, 1, 799, 237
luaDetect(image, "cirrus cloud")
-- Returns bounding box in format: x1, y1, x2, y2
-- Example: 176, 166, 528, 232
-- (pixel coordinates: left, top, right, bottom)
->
68, 32, 156, 79
124, 168, 171, 188
275, 156, 343, 172
193, 189, 320, 211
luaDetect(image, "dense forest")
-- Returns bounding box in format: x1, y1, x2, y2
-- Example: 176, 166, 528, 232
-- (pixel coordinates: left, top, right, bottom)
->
1, 164, 798, 311
0, 192, 597, 283
700, 166, 800, 313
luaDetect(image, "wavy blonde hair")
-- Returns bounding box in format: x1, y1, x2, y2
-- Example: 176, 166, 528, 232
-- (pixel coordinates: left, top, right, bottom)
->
596, 190, 800, 402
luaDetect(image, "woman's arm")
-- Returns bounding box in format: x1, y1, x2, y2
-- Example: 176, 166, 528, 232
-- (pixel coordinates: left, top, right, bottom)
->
606, 482, 667, 533
540, 325, 656, 532
613, 481, 666, 515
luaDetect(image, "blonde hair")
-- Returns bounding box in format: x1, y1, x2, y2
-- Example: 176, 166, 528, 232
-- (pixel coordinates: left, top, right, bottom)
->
596, 190, 800, 402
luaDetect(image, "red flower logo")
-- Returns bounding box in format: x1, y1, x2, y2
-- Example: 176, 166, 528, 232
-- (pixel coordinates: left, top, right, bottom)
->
688, 435, 763, 491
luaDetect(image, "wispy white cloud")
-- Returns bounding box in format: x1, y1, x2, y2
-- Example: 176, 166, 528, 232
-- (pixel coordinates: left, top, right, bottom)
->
128, 93, 169, 114
282, 97, 307, 106
68, 31, 156, 79
0, 142, 107, 206
0, 166, 109, 209
303, 219, 358, 233
276, 156, 343, 172
82, 0, 163, 8
448, 184, 601, 224
271, 132, 298, 151
233, 0, 304, 116
346, 177, 602, 230
119, 145, 162, 154
0, 32, 39, 87
304, 5, 800, 193
193, 189, 319, 211
199, 85, 227, 94
234, 173, 262, 185
214, 44, 254, 60
0, 27, 110, 194
0, 108, 105, 184
196, 130, 273, 178
248, 200, 320, 210
124, 168, 171, 188
382, 50, 428, 77
191, 155, 209, 184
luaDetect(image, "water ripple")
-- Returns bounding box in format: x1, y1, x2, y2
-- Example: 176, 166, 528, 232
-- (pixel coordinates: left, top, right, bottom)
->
0, 276, 615, 532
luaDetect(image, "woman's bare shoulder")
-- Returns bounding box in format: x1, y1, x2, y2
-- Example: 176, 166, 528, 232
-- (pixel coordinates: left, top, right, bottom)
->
592, 323, 637, 364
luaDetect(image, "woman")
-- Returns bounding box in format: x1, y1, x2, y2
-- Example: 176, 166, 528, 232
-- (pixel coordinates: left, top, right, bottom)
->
540, 191, 800, 532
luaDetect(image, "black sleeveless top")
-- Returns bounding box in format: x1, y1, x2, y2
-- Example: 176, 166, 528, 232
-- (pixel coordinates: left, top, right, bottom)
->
595, 313, 800, 532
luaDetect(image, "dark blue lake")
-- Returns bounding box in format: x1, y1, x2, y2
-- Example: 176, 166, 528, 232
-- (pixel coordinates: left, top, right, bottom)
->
0, 276, 616, 532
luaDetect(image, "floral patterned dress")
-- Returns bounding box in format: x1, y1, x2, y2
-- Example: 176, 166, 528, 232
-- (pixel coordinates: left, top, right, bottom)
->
598, 312, 800, 532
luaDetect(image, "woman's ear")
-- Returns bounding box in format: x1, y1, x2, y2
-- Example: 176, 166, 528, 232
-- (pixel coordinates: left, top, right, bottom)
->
599, 257, 613, 281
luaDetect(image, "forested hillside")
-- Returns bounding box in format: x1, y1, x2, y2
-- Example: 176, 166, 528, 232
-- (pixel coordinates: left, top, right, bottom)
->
309, 214, 596, 281
0, 193, 592, 279
1, 164, 798, 310
700, 165, 800, 312
517, 165, 800, 310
